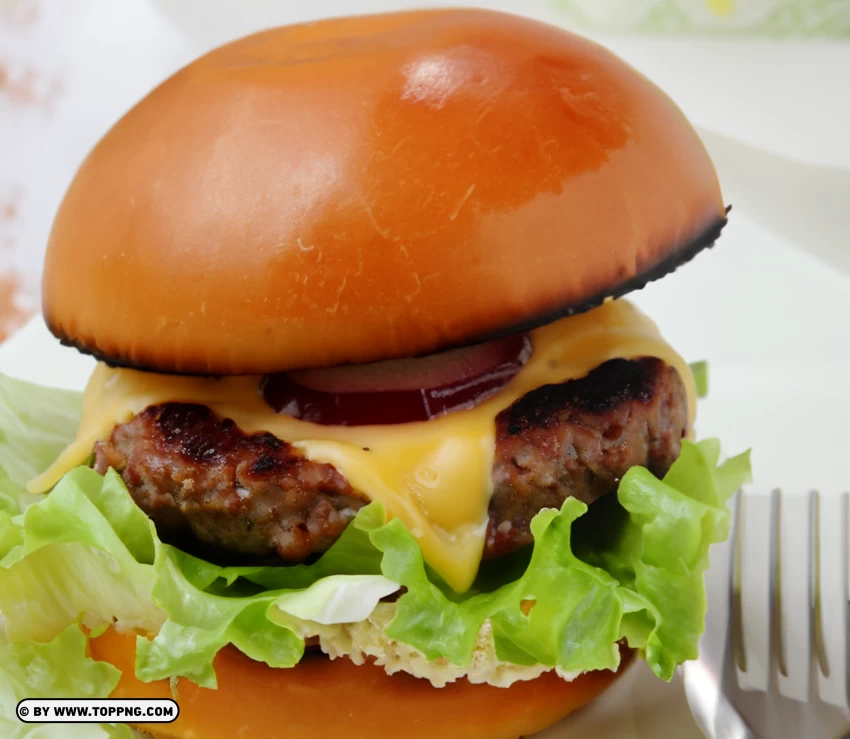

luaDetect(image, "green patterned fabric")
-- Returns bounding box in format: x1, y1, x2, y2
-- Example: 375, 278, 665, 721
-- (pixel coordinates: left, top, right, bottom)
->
554, 0, 850, 36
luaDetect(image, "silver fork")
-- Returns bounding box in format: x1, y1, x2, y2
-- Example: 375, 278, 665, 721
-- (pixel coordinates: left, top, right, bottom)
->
683, 489, 850, 739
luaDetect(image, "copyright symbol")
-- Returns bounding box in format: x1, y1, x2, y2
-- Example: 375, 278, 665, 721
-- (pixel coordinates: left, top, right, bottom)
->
18, 706, 28, 717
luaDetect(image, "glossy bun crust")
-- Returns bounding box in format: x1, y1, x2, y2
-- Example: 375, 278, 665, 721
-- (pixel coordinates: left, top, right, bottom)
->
44, 8, 724, 374
90, 628, 634, 739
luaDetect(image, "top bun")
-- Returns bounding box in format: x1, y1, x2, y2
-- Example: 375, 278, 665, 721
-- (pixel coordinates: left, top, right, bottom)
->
43, 8, 724, 375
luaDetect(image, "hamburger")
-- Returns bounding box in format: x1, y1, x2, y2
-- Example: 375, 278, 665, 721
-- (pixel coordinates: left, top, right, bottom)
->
0, 8, 750, 739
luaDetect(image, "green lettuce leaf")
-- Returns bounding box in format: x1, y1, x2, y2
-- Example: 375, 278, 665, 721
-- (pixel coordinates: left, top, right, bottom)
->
0, 373, 82, 515
368, 440, 751, 679
0, 371, 751, 695
0, 623, 131, 739
0, 468, 163, 643
689, 360, 709, 398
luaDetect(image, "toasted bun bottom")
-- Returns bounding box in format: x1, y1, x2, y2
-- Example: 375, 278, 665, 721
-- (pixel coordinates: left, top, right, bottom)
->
90, 628, 634, 739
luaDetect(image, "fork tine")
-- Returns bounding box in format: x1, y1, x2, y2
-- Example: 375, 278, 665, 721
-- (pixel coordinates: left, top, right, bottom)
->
846, 491, 850, 714
700, 487, 737, 677
775, 490, 812, 701
736, 491, 773, 691
693, 489, 850, 739
710, 489, 760, 739
812, 491, 850, 711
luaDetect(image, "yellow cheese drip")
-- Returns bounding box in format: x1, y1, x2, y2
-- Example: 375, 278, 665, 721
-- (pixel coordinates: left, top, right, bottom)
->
30, 300, 694, 592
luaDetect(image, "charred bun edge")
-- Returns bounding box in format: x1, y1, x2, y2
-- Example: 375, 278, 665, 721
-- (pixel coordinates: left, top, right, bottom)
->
48, 211, 727, 376
472, 210, 728, 346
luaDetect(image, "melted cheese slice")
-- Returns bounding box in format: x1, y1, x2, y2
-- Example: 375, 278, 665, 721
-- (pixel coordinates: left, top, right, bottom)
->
30, 300, 694, 592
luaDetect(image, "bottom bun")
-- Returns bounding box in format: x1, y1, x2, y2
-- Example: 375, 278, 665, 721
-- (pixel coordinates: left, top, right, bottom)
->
90, 628, 635, 739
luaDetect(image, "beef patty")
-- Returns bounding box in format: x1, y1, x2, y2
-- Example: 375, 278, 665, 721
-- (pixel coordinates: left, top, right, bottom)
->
94, 357, 687, 564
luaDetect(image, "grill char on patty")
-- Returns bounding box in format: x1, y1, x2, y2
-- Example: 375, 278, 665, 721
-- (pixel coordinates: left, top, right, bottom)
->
93, 357, 687, 564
